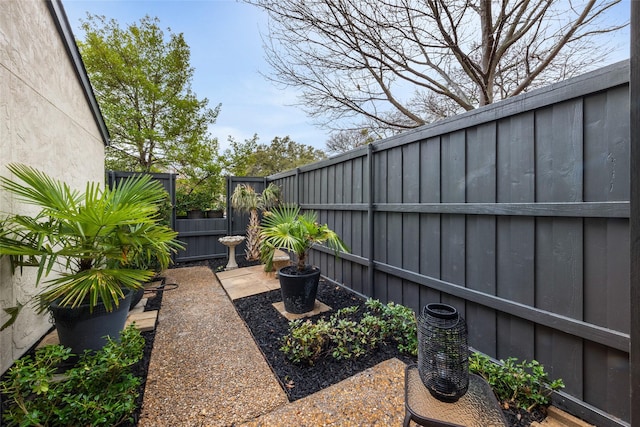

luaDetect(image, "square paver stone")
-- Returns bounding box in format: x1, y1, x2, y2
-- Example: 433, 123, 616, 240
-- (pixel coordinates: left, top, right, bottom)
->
217, 265, 281, 299
272, 300, 332, 320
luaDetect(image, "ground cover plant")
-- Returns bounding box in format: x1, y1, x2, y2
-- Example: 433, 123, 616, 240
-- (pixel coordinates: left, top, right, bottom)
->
1, 326, 144, 427
0, 289, 163, 427
280, 299, 417, 364
469, 352, 565, 413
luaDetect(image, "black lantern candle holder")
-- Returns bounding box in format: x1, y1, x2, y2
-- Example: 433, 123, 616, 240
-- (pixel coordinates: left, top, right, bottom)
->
417, 303, 469, 402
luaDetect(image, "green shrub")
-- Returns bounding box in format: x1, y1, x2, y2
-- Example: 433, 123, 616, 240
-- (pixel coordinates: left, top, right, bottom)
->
280, 299, 417, 365
280, 318, 332, 364
469, 352, 565, 412
364, 299, 418, 356
1, 325, 145, 426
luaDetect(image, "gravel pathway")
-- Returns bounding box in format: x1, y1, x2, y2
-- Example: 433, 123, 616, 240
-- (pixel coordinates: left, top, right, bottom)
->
138, 266, 288, 426
237, 358, 406, 427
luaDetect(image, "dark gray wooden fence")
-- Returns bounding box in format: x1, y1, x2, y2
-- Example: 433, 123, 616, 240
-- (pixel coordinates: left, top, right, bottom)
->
630, 4, 640, 425
106, 171, 176, 231
106, 173, 267, 262
174, 218, 228, 262
267, 61, 631, 427
173, 177, 268, 262
227, 177, 268, 236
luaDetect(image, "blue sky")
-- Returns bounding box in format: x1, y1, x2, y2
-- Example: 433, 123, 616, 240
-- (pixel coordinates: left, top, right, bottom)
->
62, 0, 631, 153
62, 0, 330, 151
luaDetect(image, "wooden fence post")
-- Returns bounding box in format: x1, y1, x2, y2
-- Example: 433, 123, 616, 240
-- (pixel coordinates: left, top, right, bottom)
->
629, 2, 639, 424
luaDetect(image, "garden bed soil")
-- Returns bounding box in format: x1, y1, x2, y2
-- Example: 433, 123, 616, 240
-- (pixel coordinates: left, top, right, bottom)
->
124, 283, 167, 427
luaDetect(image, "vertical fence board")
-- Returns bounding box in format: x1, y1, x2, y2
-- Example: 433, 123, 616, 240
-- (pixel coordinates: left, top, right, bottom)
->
419, 137, 442, 307
584, 219, 630, 332
360, 210, 369, 260
497, 112, 535, 203
535, 101, 584, 203
584, 86, 630, 202
466, 123, 497, 203
374, 151, 387, 203
403, 143, 420, 203
584, 343, 630, 421
374, 210, 388, 302
305, 171, 312, 204
402, 143, 421, 307
313, 169, 320, 205
327, 165, 336, 205
388, 147, 403, 203
535, 101, 585, 398
403, 214, 420, 272
419, 214, 441, 278
357, 155, 366, 204
420, 137, 440, 202
465, 123, 498, 354
387, 229, 404, 303
440, 131, 466, 312
495, 111, 536, 362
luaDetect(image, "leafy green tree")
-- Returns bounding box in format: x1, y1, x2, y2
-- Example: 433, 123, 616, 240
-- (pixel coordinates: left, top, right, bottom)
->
249, 136, 326, 176
223, 135, 326, 177
222, 135, 260, 177
77, 15, 221, 176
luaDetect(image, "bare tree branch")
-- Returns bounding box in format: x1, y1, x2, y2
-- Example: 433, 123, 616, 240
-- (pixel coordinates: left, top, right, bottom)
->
245, 0, 626, 135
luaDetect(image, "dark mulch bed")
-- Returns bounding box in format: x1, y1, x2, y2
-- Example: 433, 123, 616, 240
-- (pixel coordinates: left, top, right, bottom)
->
124, 282, 170, 427
233, 280, 416, 401
223, 261, 546, 427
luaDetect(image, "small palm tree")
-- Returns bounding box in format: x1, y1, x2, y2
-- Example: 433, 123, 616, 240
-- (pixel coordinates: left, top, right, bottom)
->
0, 164, 182, 330
260, 204, 348, 272
230, 183, 280, 261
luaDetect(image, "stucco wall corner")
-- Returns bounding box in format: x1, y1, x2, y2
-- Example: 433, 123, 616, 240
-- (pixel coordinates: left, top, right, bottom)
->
0, 0, 107, 374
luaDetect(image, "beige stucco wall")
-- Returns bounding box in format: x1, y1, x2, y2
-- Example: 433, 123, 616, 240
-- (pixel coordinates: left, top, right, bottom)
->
0, 0, 106, 373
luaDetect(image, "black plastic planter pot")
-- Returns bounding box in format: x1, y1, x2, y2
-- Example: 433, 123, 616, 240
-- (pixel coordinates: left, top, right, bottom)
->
207, 210, 224, 218
49, 289, 133, 355
186, 209, 205, 219
278, 266, 321, 314
129, 287, 145, 310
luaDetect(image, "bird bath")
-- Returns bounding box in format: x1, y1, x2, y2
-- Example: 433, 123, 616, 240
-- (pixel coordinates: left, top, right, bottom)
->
218, 235, 245, 270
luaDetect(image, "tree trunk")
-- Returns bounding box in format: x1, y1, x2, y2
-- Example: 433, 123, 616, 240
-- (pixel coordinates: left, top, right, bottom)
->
245, 209, 262, 261
479, 0, 494, 106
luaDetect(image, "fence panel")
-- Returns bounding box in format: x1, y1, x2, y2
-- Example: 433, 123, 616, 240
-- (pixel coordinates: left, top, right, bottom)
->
267, 61, 631, 426
171, 176, 288, 263
174, 218, 228, 262
106, 171, 176, 230
226, 176, 267, 235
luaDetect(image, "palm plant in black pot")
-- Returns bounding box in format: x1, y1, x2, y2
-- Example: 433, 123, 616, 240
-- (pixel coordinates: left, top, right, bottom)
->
260, 204, 348, 314
0, 164, 182, 354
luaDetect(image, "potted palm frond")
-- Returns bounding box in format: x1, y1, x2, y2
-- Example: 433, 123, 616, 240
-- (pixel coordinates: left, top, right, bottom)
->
260, 204, 348, 314
230, 183, 280, 261
0, 164, 182, 354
